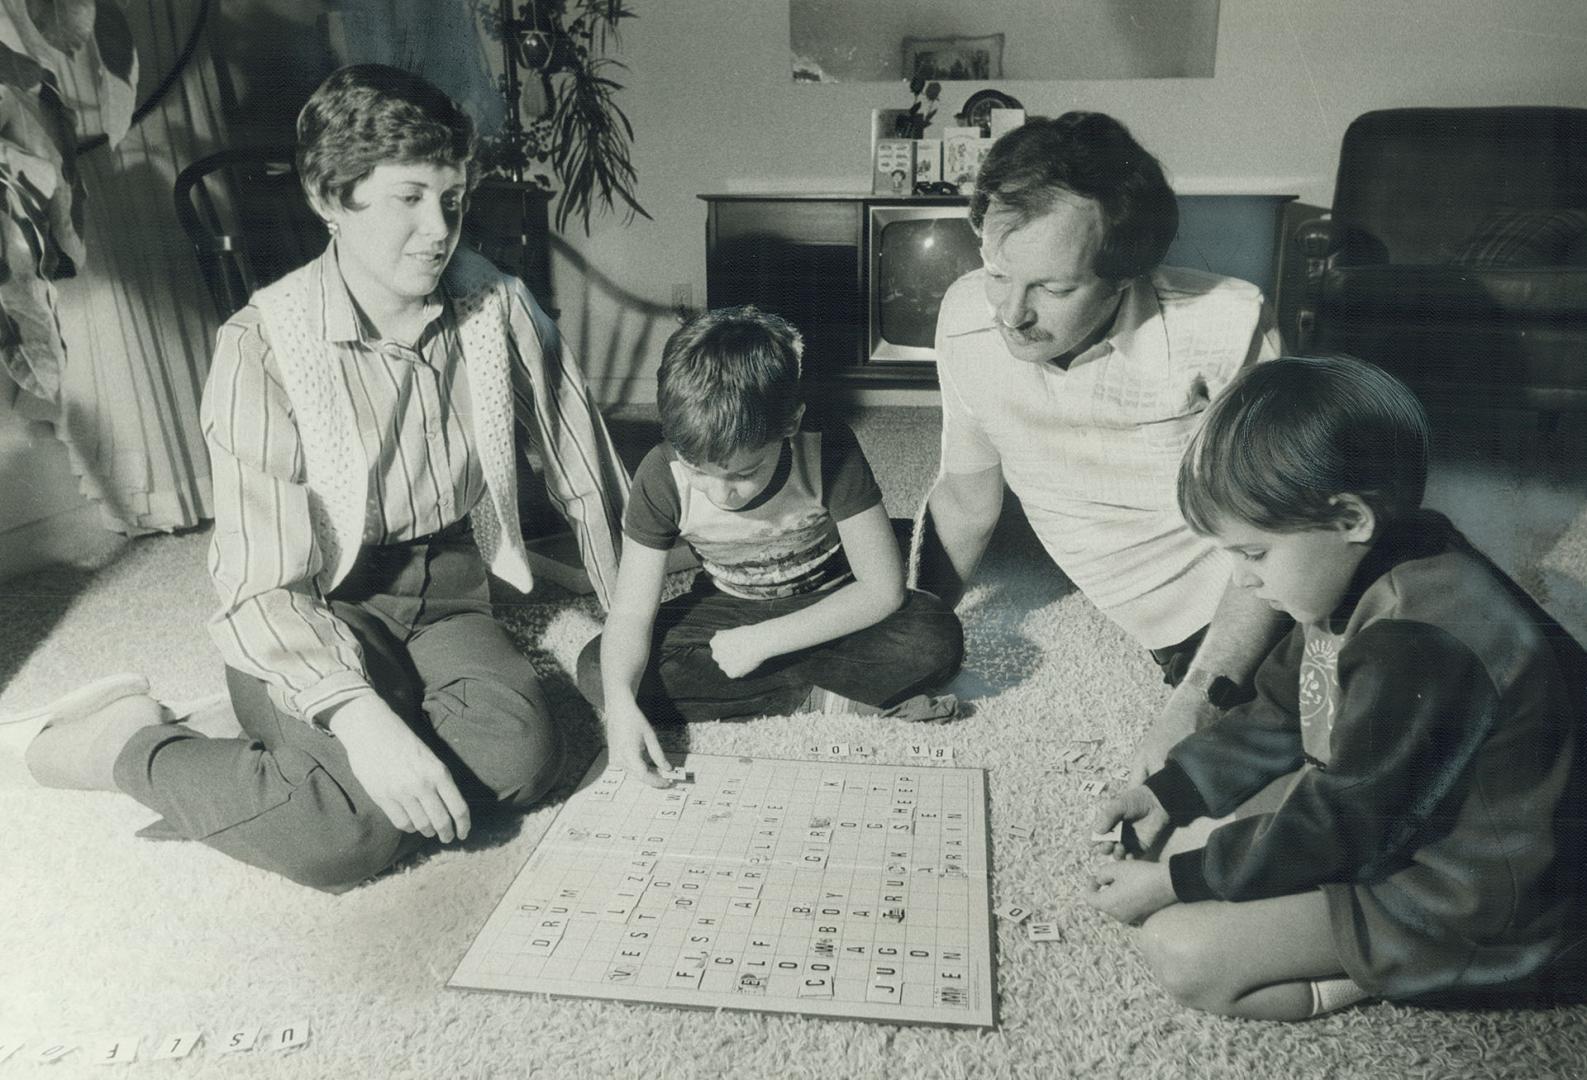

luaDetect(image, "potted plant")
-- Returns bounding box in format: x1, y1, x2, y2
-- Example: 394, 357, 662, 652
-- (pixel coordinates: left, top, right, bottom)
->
0, 0, 136, 404
480, 0, 650, 235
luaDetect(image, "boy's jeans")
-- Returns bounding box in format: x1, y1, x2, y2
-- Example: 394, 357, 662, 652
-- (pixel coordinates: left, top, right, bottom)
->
578, 578, 963, 722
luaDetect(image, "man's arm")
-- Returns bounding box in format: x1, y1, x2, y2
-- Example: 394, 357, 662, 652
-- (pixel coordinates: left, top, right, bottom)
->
912, 463, 1004, 609
920, 287, 1004, 609
1128, 580, 1291, 782
1126, 294, 1287, 779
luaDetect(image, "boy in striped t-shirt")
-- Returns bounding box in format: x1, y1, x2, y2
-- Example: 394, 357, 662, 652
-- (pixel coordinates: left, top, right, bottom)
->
578, 307, 964, 786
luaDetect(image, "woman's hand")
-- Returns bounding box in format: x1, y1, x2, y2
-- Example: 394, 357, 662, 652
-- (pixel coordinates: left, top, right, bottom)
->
328, 694, 470, 843
603, 699, 672, 788
1084, 860, 1177, 925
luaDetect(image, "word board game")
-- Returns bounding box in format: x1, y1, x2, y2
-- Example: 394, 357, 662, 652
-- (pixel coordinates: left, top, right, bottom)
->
450, 753, 995, 1028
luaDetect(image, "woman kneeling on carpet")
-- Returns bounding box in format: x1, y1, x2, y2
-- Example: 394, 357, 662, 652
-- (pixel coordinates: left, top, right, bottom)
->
1085, 355, 1587, 1020
21, 64, 627, 891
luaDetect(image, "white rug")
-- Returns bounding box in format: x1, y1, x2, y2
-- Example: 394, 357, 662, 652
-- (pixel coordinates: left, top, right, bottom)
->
2, 409, 1585, 1078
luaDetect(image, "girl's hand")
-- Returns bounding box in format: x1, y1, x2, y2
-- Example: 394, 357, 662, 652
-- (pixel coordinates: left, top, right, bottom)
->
1084, 860, 1177, 925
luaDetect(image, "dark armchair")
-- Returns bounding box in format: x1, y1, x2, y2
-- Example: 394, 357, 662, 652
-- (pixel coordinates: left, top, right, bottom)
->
1296, 107, 1587, 417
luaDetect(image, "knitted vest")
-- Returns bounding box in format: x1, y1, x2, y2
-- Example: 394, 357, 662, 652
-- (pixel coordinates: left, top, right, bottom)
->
252, 247, 534, 594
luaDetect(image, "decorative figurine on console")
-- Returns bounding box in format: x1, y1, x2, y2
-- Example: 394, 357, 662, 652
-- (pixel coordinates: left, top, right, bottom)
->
893, 76, 942, 138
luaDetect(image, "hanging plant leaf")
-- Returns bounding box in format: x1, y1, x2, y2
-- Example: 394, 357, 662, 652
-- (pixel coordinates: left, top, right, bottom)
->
83, 0, 137, 144
0, 39, 47, 97
4, 0, 137, 146
0, 0, 135, 403
0, 52, 87, 270
0, 192, 67, 401
548, 54, 648, 234
90, 0, 134, 78
22, 0, 97, 56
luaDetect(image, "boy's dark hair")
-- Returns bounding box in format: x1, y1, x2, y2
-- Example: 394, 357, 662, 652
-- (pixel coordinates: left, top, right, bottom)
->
1179, 355, 1431, 535
657, 306, 805, 465
297, 64, 478, 211
970, 112, 1179, 283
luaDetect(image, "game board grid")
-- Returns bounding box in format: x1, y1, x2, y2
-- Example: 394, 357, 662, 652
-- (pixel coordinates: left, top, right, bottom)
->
450, 755, 994, 1027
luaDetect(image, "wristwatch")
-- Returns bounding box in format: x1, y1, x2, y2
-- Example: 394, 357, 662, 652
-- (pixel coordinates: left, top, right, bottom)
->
1182, 667, 1243, 710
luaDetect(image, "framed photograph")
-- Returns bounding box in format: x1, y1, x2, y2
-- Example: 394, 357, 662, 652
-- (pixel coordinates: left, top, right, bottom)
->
901, 33, 1004, 82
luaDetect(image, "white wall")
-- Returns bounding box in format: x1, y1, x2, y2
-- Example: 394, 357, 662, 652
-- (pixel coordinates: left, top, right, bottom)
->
8, 0, 1585, 572
791, 0, 1219, 81
556, 0, 1587, 403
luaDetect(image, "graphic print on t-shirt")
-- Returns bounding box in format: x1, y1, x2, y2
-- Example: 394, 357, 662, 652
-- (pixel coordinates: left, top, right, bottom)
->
623, 425, 883, 601
677, 495, 844, 599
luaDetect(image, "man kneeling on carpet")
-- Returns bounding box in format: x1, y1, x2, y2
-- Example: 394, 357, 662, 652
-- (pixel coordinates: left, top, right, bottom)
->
1084, 355, 1587, 1020
577, 306, 965, 787
911, 112, 1290, 785
22, 65, 628, 891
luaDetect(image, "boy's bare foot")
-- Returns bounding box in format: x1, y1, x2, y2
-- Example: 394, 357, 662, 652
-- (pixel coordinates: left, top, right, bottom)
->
25, 693, 174, 792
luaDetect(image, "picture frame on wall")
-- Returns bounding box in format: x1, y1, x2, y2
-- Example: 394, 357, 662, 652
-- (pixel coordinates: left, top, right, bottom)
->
901, 33, 1004, 81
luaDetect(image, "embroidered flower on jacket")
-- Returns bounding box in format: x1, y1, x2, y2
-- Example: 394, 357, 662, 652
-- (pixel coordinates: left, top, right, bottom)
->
1298, 634, 1341, 764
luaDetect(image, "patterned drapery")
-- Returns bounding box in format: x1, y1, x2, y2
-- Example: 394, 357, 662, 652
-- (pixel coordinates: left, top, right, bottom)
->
49, 0, 226, 533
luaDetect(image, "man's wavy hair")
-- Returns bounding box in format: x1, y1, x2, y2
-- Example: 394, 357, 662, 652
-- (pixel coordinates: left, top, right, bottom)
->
1179, 355, 1431, 536
657, 306, 805, 466
297, 64, 478, 211
970, 111, 1178, 282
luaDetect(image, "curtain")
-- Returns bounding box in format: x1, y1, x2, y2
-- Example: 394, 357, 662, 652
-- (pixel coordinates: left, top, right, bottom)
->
49, 0, 226, 534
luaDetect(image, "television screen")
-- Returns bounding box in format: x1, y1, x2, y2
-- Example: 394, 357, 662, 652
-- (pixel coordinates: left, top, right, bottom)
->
874, 215, 983, 350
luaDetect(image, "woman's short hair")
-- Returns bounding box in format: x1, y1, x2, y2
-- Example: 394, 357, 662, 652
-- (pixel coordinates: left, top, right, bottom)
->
1178, 355, 1431, 535
296, 64, 478, 211
657, 306, 804, 466
970, 112, 1179, 282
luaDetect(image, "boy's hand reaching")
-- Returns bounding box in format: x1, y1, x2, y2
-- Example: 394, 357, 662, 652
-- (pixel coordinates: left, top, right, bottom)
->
710, 626, 770, 679
603, 699, 672, 788
1085, 860, 1176, 925
1091, 784, 1171, 857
